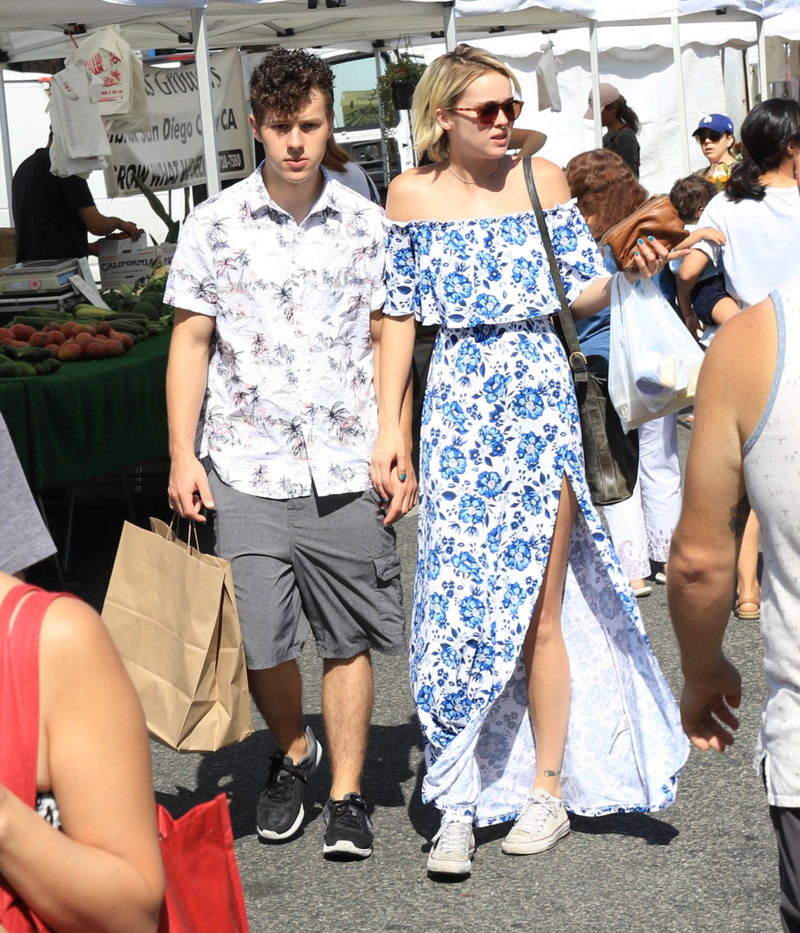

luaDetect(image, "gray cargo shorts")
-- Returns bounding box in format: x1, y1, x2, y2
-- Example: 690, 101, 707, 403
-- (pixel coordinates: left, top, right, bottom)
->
208, 471, 405, 671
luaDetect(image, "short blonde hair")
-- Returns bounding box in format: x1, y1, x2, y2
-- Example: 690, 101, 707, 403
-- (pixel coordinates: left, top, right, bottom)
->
412, 44, 521, 163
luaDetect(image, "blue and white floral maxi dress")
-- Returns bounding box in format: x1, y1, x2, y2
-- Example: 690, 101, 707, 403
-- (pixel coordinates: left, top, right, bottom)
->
384, 201, 689, 827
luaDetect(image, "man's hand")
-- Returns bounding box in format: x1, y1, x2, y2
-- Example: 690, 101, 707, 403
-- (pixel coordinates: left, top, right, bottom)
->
370, 427, 418, 525
119, 221, 142, 241
680, 656, 742, 753
168, 454, 214, 523
381, 463, 418, 526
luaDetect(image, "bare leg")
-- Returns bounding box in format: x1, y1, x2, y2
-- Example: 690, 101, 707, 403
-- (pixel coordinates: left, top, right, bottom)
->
523, 474, 579, 799
322, 650, 374, 800
736, 511, 761, 612
711, 297, 741, 327
248, 661, 309, 764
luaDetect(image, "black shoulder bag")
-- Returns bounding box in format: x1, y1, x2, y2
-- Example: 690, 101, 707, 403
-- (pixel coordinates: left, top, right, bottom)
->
523, 156, 638, 506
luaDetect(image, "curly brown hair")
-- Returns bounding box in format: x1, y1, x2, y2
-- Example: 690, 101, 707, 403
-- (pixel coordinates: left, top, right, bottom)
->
565, 149, 648, 239
249, 48, 334, 125
669, 175, 717, 223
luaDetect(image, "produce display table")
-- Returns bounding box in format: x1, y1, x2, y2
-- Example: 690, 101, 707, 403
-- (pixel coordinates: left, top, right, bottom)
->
0, 332, 171, 491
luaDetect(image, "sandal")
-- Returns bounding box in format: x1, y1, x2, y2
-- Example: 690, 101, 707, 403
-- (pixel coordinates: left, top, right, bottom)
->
734, 597, 760, 621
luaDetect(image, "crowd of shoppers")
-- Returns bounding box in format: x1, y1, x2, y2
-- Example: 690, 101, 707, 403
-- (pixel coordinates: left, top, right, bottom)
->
5, 39, 800, 933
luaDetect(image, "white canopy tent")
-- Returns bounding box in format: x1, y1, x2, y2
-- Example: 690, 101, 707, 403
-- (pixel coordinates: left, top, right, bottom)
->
0, 0, 794, 217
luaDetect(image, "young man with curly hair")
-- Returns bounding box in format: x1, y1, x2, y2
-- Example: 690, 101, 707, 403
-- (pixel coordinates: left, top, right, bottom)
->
164, 48, 416, 860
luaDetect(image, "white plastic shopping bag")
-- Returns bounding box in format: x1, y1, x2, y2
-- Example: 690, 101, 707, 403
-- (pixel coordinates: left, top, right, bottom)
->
66, 26, 132, 116
609, 275, 705, 433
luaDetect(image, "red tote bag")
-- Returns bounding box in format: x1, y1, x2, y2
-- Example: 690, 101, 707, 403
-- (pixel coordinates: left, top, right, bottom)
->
157, 794, 250, 933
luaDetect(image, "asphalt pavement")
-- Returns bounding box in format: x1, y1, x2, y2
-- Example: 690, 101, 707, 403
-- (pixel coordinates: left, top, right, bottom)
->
32, 416, 780, 933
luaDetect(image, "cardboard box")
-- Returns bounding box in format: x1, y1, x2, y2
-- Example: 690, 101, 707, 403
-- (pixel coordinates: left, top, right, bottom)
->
0, 227, 16, 268
97, 237, 174, 289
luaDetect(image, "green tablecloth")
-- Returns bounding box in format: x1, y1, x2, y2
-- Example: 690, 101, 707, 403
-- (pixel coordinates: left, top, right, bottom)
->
0, 332, 171, 490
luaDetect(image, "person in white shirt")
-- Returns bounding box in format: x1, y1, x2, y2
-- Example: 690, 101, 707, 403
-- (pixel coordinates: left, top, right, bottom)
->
668, 149, 800, 933
676, 98, 800, 625
165, 48, 416, 862
322, 137, 380, 203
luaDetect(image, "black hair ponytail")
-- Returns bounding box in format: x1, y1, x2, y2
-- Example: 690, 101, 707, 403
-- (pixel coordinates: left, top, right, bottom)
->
725, 158, 765, 202
615, 97, 640, 135
726, 98, 800, 203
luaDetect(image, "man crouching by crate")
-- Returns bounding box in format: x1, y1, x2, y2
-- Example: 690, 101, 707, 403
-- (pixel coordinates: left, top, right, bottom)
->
164, 48, 416, 860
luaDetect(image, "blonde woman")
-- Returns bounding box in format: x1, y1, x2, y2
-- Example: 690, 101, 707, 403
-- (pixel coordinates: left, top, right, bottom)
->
371, 44, 688, 877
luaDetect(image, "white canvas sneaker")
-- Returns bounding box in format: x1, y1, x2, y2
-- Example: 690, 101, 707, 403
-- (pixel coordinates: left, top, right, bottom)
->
427, 819, 476, 875
501, 788, 570, 855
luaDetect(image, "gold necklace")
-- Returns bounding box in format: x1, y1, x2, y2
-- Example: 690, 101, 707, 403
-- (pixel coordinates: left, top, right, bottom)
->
447, 162, 500, 185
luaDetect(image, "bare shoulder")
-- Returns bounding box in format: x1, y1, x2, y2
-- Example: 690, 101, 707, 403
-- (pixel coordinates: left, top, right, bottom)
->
697, 299, 777, 441
386, 164, 443, 222
704, 299, 776, 374
39, 595, 128, 689
506, 156, 570, 209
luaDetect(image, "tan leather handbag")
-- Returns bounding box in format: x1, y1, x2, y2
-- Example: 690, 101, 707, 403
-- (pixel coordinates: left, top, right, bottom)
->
601, 195, 687, 270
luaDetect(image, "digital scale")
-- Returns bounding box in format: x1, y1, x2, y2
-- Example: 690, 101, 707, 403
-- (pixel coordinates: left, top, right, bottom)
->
0, 258, 84, 322
0, 258, 80, 294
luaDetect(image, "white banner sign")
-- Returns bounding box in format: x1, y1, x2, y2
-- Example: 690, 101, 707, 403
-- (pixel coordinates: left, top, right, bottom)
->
106, 47, 252, 196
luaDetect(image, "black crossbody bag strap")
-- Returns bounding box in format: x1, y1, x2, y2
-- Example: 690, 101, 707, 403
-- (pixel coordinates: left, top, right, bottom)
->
522, 156, 588, 387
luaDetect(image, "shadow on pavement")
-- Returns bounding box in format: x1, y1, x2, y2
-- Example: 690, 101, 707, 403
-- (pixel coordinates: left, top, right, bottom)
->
155, 713, 429, 842
570, 810, 679, 845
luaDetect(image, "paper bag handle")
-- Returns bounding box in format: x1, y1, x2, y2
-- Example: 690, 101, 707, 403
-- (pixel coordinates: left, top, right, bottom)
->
169, 512, 201, 552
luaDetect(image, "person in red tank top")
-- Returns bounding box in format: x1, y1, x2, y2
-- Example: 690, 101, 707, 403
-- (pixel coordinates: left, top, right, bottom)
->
0, 572, 164, 933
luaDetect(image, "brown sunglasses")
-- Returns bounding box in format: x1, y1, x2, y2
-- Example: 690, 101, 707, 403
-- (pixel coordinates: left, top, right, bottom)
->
450, 99, 524, 126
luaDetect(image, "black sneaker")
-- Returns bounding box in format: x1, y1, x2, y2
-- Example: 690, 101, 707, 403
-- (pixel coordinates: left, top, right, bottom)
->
256, 726, 322, 841
322, 792, 374, 859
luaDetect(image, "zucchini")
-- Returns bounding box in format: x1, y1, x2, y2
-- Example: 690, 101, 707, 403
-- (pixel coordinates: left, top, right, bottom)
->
0, 360, 21, 378
15, 347, 54, 362
105, 312, 149, 322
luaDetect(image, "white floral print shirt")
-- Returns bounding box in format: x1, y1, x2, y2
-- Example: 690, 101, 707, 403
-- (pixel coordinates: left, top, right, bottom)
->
165, 166, 386, 499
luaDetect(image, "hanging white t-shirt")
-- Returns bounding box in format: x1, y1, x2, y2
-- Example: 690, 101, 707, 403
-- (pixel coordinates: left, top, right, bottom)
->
694, 186, 800, 308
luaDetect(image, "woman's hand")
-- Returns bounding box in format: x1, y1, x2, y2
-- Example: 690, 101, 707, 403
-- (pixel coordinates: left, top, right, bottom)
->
371, 427, 417, 525
624, 235, 689, 283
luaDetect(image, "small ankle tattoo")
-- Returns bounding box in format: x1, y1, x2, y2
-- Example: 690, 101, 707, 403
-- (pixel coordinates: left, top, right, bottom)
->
543, 769, 561, 778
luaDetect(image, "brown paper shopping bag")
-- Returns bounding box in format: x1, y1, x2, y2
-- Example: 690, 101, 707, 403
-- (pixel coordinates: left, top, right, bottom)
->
102, 518, 253, 752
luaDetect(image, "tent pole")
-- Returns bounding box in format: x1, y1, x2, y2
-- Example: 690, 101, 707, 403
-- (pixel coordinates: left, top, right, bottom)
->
756, 16, 768, 104
0, 69, 14, 225
671, 15, 690, 177
443, 2, 457, 52
589, 20, 602, 149
191, 5, 221, 196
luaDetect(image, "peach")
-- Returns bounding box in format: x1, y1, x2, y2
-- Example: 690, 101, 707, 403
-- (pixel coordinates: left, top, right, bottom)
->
57, 344, 84, 362
85, 342, 107, 360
